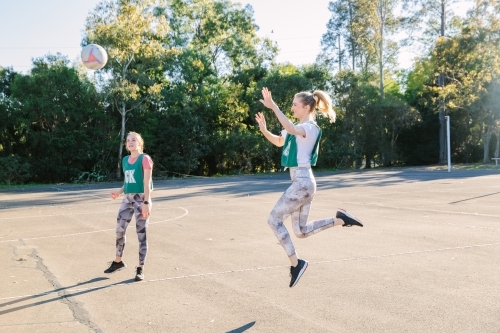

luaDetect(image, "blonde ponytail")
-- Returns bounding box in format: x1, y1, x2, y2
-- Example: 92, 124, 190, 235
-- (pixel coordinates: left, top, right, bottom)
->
296, 90, 336, 123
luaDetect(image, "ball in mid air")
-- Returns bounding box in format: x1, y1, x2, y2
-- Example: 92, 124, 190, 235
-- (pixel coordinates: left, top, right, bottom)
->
81, 44, 108, 70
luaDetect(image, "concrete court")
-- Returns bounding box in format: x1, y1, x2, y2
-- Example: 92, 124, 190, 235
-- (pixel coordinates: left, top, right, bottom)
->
0, 167, 499, 333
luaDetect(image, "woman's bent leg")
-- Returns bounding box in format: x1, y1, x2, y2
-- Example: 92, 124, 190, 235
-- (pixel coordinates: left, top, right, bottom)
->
267, 168, 316, 257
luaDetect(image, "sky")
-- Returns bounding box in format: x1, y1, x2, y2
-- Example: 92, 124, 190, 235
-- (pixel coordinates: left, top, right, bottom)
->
0, 0, 474, 74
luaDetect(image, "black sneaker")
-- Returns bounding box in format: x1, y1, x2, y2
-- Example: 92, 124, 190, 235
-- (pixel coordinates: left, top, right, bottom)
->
104, 261, 126, 274
289, 259, 308, 288
336, 208, 363, 227
135, 267, 144, 281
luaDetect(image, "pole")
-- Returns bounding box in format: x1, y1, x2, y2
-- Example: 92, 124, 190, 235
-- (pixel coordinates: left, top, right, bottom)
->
445, 115, 451, 172
438, 2, 446, 164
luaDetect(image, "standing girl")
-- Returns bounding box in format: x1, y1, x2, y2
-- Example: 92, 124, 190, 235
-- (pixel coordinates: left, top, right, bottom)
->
256, 87, 363, 288
104, 131, 153, 282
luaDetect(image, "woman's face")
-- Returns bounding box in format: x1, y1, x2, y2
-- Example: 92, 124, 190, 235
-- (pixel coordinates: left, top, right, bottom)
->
291, 96, 310, 119
126, 134, 140, 152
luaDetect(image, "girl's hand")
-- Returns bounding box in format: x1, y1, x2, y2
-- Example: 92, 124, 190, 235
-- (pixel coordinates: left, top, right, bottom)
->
255, 112, 267, 132
259, 87, 277, 110
142, 203, 150, 218
111, 192, 120, 200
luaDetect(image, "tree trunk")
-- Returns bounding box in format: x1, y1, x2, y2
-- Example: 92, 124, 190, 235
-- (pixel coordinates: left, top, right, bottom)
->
495, 128, 500, 158
353, 135, 361, 169
338, 34, 342, 71
365, 154, 373, 169
378, 1, 384, 99
379, 29, 384, 98
483, 122, 492, 163
348, 0, 355, 71
116, 103, 127, 179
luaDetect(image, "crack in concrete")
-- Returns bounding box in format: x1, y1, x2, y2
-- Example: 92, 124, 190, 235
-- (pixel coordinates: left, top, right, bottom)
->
27, 249, 103, 333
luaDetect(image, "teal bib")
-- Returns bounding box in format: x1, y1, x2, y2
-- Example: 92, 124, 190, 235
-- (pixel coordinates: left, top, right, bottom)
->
281, 121, 322, 167
122, 154, 153, 194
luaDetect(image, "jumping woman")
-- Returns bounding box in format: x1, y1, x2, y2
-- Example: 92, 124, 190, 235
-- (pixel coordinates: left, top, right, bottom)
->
256, 87, 363, 288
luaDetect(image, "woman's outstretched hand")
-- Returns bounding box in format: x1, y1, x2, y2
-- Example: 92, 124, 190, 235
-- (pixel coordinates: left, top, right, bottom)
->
255, 112, 267, 132
259, 87, 277, 110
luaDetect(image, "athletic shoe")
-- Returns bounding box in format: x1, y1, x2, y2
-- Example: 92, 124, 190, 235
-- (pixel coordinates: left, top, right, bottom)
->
289, 259, 308, 288
336, 208, 363, 227
135, 267, 144, 281
104, 261, 126, 274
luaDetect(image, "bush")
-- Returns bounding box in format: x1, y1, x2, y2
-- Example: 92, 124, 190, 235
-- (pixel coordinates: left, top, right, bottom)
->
0, 155, 31, 185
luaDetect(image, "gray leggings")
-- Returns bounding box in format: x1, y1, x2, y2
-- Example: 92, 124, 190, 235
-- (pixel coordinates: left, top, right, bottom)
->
268, 167, 335, 257
115, 193, 150, 265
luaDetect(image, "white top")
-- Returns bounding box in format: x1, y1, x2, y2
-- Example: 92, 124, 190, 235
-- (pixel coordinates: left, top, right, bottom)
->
281, 122, 320, 167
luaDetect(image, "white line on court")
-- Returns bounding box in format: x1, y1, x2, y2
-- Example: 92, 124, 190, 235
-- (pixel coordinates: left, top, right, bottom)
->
51, 186, 109, 200
2, 188, 497, 244
0, 207, 188, 243
311, 205, 500, 232
0, 205, 181, 221
3, 194, 497, 233
315, 200, 500, 218
368, 214, 500, 231
1, 241, 499, 302
0, 211, 117, 221
4, 180, 498, 213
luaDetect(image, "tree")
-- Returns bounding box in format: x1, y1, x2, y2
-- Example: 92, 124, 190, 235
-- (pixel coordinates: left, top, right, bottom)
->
405, 0, 468, 163
7, 54, 112, 183
0, 67, 19, 157
322, 0, 412, 97
399, 58, 440, 165
430, 0, 500, 163
83, 0, 176, 178
156, 0, 276, 175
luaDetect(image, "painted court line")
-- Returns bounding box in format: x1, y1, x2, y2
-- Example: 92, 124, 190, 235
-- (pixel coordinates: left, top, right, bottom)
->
51, 186, 109, 200
0, 207, 189, 243
0, 200, 260, 222
0, 211, 117, 221
368, 214, 500, 231
320, 200, 500, 218
3, 197, 498, 243
1, 241, 498, 302
0, 204, 182, 221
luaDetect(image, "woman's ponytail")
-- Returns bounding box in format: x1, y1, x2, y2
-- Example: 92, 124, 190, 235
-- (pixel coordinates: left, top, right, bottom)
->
312, 90, 335, 123
297, 90, 336, 123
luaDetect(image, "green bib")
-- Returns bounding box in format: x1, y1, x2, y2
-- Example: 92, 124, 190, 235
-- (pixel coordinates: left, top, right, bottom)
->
122, 154, 153, 194
281, 121, 322, 167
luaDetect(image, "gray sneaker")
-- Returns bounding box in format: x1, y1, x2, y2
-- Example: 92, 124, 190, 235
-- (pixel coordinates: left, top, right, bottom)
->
336, 208, 363, 227
104, 261, 126, 274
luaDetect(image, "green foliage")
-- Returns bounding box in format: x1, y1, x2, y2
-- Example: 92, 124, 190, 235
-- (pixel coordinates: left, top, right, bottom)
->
5, 54, 114, 183
153, 106, 209, 175
3, 0, 500, 185
0, 155, 31, 185
84, 0, 176, 177
398, 64, 439, 164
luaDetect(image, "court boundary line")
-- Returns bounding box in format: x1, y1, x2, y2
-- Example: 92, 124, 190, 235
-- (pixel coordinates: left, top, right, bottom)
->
1, 241, 499, 301
2, 198, 499, 243
312, 199, 500, 218
0, 207, 188, 243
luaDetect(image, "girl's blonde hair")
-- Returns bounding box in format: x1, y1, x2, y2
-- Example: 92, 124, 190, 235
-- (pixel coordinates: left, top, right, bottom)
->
125, 131, 145, 153
295, 90, 336, 123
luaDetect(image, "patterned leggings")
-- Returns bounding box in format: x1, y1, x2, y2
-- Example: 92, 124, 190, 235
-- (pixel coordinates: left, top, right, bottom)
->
115, 193, 150, 265
268, 167, 335, 257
